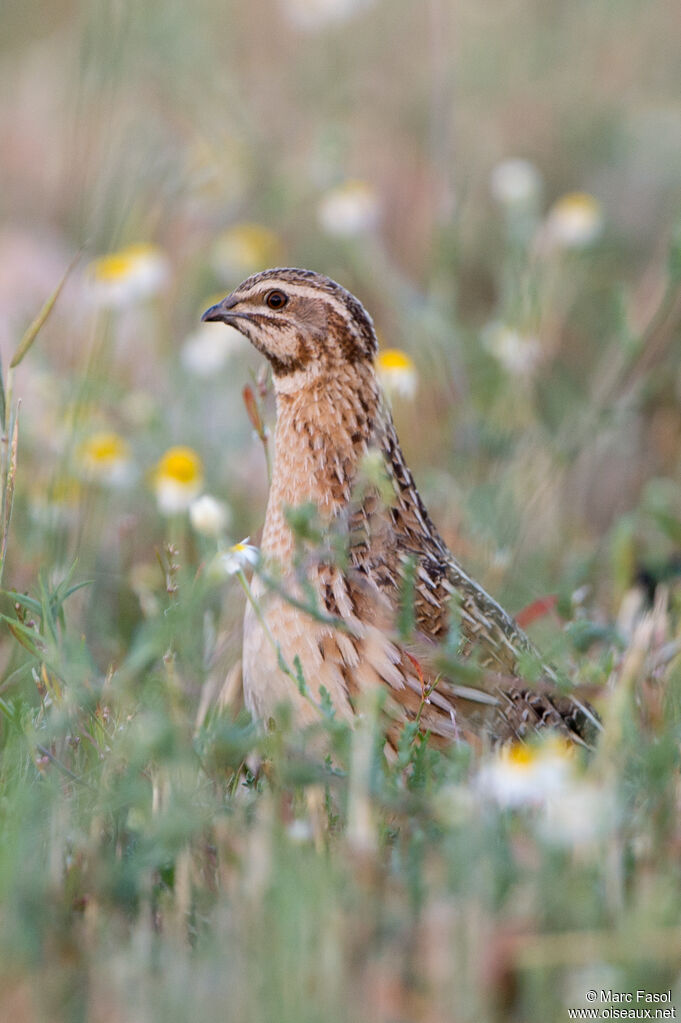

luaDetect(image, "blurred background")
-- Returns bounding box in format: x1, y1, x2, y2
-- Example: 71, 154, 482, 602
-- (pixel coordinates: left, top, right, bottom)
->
2, 2, 681, 1020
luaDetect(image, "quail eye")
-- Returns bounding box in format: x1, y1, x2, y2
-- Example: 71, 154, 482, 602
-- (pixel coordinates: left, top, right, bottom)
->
265, 289, 288, 310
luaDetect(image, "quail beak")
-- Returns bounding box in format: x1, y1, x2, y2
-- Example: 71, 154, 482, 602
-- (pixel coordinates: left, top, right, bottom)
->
201, 295, 240, 325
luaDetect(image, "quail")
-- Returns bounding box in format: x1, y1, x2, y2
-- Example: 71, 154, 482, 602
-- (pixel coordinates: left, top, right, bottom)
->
203, 269, 600, 748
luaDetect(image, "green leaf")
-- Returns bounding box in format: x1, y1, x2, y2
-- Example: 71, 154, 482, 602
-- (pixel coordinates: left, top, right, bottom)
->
0, 695, 22, 728
319, 685, 336, 720
38, 573, 58, 645
63, 580, 93, 601
3, 591, 42, 616
293, 654, 308, 697
284, 501, 324, 544
0, 662, 32, 694
0, 614, 43, 656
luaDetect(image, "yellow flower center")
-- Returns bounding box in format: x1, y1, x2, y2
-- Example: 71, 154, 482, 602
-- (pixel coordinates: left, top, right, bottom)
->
506, 744, 536, 769
551, 192, 601, 218
376, 349, 415, 373
81, 432, 129, 464
506, 737, 573, 771
90, 243, 163, 283
155, 446, 203, 486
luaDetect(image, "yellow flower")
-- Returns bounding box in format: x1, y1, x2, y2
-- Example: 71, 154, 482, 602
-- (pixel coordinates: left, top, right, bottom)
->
221, 539, 260, 575
87, 243, 169, 308
212, 224, 283, 281
78, 431, 132, 486
153, 446, 204, 515
317, 180, 380, 237
544, 192, 603, 249
476, 737, 575, 808
376, 348, 417, 399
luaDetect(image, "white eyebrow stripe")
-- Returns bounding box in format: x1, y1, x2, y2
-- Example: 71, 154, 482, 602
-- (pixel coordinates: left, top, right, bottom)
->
236, 281, 345, 311
235, 282, 368, 342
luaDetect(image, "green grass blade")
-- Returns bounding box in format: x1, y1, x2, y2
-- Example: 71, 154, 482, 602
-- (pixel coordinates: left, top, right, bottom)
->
0, 407, 19, 585
10, 250, 82, 369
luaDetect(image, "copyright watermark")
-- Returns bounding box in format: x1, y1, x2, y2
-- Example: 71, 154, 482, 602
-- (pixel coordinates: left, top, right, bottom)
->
567, 990, 676, 1019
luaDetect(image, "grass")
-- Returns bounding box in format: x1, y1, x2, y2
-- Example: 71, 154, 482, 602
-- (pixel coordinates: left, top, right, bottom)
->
2, 0, 681, 1019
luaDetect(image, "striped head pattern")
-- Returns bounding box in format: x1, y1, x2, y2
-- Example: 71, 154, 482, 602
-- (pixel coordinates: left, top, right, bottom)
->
202, 268, 378, 385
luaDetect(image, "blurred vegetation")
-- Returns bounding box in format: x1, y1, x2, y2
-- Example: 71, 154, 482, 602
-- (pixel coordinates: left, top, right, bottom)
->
1, 0, 681, 1020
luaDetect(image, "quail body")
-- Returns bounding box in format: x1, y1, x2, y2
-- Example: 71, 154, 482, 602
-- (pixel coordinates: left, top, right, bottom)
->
203, 269, 599, 748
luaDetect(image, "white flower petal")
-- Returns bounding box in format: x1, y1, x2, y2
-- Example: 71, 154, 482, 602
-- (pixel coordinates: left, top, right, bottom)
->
482, 321, 541, 376
189, 495, 231, 537
543, 193, 604, 249
221, 540, 260, 576
476, 740, 575, 809
181, 322, 247, 378
318, 181, 379, 237
490, 158, 542, 206
87, 244, 169, 310
281, 0, 374, 30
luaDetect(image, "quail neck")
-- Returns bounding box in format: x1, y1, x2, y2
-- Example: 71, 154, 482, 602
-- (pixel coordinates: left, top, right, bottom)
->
203, 268, 600, 747
203, 267, 383, 558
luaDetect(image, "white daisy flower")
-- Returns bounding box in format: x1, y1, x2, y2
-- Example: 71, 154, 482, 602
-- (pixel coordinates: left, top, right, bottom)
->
221, 539, 260, 576
189, 494, 231, 538
490, 158, 542, 206
87, 243, 169, 309
180, 321, 247, 378
482, 321, 541, 376
543, 192, 604, 249
152, 446, 204, 515
476, 738, 574, 809
77, 431, 133, 487
376, 348, 418, 399
317, 180, 380, 237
